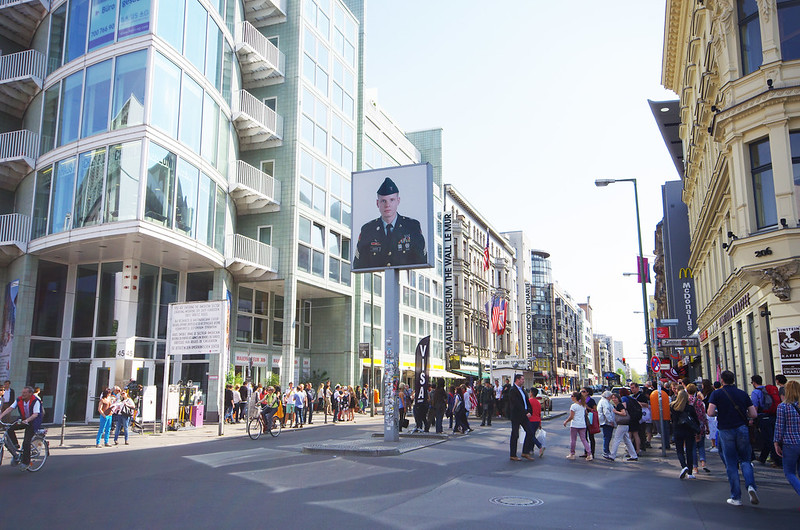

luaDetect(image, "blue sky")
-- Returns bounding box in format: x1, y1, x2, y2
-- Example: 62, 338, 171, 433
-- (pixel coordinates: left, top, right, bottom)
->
363, 1, 679, 374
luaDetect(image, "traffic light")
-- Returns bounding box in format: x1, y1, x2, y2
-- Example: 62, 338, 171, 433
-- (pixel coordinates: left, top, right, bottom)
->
622, 357, 626, 365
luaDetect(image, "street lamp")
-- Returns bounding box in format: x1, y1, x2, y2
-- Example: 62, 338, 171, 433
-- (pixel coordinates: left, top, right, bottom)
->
595, 177, 664, 455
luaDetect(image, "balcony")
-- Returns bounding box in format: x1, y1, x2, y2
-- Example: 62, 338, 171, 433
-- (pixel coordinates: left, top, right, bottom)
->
226, 233, 279, 280
229, 160, 281, 214
0, 213, 29, 265
0, 130, 38, 190
232, 90, 283, 150
0, 0, 49, 46
236, 22, 285, 88
242, 0, 287, 27
0, 50, 45, 117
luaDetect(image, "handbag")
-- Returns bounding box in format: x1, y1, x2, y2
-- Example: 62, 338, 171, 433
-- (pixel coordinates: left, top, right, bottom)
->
615, 413, 630, 425
677, 408, 701, 434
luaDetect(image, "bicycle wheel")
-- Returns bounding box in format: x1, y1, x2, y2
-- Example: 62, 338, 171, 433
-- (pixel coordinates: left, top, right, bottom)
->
27, 437, 48, 472
269, 416, 282, 437
247, 417, 263, 440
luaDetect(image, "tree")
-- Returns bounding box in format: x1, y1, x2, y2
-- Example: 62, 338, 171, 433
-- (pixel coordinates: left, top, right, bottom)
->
630, 369, 642, 384
615, 368, 625, 379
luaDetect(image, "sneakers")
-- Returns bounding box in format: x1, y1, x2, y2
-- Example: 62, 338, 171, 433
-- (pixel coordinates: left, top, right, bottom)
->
104, 443, 112, 447
566, 454, 576, 460
710, 447, 719, 453
96, 444, 102, 448
626, 456, 639, 462
686, 474, 696, 479
680, 467, 689, 479
748, 486, 759, 505
727, 498, 743, 506
603, 454, 615, 461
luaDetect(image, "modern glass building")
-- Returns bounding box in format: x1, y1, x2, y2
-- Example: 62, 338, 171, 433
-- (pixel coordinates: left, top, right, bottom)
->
528, 250, 553, 383
0, 0, 366, 422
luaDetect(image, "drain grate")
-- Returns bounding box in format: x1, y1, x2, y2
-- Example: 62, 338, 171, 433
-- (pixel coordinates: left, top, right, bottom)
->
489, 496, 544, 507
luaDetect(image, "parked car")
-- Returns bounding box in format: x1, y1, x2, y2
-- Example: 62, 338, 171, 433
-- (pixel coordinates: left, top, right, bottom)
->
611, 387, 625, 396
535, 388, 552, 412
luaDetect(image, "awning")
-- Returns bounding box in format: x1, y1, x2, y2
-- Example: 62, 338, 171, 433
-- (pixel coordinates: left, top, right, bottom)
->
449, 369, 477, 379
430, 368, 465, 379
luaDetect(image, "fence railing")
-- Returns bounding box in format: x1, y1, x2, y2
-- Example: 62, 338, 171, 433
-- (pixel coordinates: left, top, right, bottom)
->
232, 160, 281, 203
0, 213, 30, 245
0, 130, 38, 161
0, 49, 46, 84
239, 21, 286, 74
233, 90, 283, 139
226, 234, 278, 271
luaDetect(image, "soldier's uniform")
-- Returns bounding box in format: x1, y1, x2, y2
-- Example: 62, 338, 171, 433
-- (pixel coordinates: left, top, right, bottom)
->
353, 177, 427, 269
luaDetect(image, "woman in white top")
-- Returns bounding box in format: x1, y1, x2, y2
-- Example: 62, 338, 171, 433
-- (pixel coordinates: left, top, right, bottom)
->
563, 391, 592, 460
607, 392, 639, 462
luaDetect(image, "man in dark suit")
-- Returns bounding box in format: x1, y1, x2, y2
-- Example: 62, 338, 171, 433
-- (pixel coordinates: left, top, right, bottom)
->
508, 373, 535, 461
353, 177, 427, 269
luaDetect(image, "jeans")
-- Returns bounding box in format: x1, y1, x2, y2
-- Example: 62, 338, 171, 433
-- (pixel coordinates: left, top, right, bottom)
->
6, 421, 35, 465
718, 424, 756, 500
675, 429, 696, 471
695, 434, 706, 466
528, 421, 543, 449
114, 415, 130, 442
602, 425, 614, 455
570, 427, 591, 455
434, 409, 444, 433
96, 415, 112, 445
294, 407, 304, 427
781, 443, 800, 496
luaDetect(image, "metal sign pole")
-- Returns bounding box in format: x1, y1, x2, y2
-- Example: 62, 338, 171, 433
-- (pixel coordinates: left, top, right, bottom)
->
657, 380, 667, 457
383, 268, 400, 442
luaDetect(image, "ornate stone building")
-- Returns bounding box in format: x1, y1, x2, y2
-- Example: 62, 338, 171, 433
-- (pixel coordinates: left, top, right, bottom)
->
662, 0, 800, 385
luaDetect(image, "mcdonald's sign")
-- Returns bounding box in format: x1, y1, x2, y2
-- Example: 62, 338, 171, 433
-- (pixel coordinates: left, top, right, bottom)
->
679, 267, 694, 279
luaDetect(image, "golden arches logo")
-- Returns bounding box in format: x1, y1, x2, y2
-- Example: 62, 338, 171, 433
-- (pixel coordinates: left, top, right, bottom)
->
679, 268, 694, 279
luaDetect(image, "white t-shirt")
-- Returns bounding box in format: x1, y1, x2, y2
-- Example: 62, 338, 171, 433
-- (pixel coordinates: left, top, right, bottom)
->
569, 403, 587, 428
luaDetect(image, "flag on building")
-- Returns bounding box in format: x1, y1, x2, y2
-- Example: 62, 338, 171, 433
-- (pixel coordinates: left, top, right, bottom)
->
483, 230, 490, 271
491, 298, 506, 335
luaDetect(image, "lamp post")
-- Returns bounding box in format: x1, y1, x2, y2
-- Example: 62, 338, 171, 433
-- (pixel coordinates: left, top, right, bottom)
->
596, 178, 664, 456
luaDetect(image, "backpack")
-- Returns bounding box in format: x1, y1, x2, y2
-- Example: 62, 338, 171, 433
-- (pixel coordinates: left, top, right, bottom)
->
626, 396, 642, 423
759, 385, 780, 415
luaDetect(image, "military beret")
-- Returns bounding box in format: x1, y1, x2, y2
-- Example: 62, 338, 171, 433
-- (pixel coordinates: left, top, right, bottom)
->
377, 177, 399, 196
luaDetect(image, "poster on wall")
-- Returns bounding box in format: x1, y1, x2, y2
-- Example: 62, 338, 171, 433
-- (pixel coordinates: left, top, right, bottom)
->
777, 326, 800, 376
0, 280, 19, 382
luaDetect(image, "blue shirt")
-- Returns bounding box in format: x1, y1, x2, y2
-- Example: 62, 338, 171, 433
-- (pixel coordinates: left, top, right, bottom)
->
709, 385, 753, 430
750, 386, 766, 411
774, 401, 800, 446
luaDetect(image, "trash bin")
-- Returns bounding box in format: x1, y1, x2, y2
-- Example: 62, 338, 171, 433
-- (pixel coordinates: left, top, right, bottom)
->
191, 405, 204, 427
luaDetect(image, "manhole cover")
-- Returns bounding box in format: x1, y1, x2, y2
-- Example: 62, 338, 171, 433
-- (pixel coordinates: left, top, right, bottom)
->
489, 496, 544, 507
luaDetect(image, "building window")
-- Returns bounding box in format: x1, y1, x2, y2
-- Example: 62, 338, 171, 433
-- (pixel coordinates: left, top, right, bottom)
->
298, 216, 325, 277
778, 0, 800, 61
299, 149, 327, 212
789, 131, 800, 220
738, 0, 763, 75
328, 231, 350, 285
749, 138, 777, 229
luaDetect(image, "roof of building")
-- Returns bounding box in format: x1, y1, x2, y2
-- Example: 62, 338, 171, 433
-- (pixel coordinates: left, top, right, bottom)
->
648, 99, 684, 180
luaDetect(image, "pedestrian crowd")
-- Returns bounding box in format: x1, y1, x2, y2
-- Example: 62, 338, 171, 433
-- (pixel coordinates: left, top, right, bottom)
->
94, 383, 138, 447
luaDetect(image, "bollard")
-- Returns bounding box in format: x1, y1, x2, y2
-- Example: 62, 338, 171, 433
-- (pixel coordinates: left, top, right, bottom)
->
60, 414, 66, 446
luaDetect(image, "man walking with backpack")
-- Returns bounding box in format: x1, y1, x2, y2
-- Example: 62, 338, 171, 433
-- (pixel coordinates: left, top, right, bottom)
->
751, 374, 782, 467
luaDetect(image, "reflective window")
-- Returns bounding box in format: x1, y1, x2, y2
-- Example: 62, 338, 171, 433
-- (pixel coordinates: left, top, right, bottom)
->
50, 157, 76, 235
156, 0, 185, 52
105, 141, 141, 223
58, 71, 84, 147
216, 109, 229, 176
47, 5, 67, 75
196, 173, 215, 247
175, 159, 198, 237
81, 59, 112, 138
150, 52, 181, 137
778, 0, 800, 61
145, 142, 176, 227
40, 86, 60, 154
185, 0, 208, 73
738, 0, 762, 75
136, 263, 160, 337
32, 167, 53, 239
96, 262, 123, 336
789, 131, 800, 226
74, 148, 106, 228
88, 0, 117, 52
158, 269, 178, 338
66, 0, 91, 63
222, 41, 233, 105
118, 0, 151, 40
32, 261, 68, 337
202, 94, 219, 166
179, 73, 203, 153
73, 264, 99, 337
186, 271, 214, 301
750, 138, 777, 229
111, 50, 147, 130
206, 19, 223, 90
214, 186, 226, 253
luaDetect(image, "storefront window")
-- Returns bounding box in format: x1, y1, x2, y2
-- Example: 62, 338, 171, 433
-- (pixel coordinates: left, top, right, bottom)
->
186, 271, 214, 301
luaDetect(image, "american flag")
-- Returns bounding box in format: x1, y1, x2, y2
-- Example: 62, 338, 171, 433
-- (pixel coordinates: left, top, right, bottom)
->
483, 230, 490, 271
491, 298, 506, 335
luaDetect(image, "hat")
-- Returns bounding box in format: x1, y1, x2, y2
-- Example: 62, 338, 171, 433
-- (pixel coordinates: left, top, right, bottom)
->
377, 177, 399, 196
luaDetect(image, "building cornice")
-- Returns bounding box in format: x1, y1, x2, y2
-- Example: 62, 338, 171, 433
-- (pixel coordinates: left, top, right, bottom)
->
662, 0, 686, 92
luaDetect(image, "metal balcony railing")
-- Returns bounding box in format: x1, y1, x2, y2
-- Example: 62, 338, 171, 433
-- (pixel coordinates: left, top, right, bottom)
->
0, 49, 45, 83
237, 21, 285, 86
225, 233, 279, 278
0, 213, 30, 245
232, 160, 280, 200
232, 90, 283, 149
0, 129, 38, 160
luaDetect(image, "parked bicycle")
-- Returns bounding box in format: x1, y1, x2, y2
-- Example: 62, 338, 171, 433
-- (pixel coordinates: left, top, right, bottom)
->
0, 419, 49, 472
248, 405, 282, 440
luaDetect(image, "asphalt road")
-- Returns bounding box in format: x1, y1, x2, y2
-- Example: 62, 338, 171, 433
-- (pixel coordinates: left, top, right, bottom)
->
1, 397, 797, 528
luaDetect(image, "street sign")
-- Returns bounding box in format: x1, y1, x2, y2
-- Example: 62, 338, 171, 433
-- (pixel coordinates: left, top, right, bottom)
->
660, 361, 672, 372
660, 338, 699, 347
656, 327, 670, 339
358, 342, 371, 359
659, 319, 680, 326
650, 357, 660, 372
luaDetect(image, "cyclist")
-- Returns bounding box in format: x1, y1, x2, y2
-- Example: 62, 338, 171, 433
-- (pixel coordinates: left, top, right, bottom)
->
0, 385, 42, 469
259, 386, 279, 433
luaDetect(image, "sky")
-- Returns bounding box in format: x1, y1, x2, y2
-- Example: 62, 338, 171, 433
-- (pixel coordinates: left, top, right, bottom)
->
363, 1, 679, 375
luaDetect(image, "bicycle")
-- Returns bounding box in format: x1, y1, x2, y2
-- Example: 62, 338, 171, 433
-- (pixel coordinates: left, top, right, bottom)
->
0, 419, 49, 472
247, 406, 282, 440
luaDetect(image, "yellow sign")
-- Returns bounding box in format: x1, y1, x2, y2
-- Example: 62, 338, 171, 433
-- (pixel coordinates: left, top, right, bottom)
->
679, 267, 694, 279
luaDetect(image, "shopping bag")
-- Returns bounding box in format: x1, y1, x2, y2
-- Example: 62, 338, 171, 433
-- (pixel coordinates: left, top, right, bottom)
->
535, 427, 547, 447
